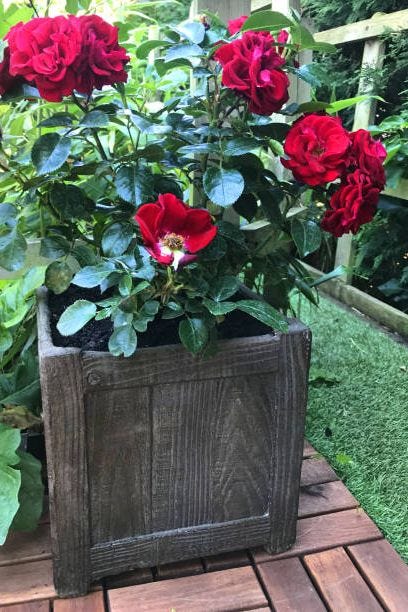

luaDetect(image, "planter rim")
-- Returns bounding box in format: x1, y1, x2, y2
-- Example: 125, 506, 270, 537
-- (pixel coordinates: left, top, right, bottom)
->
37, 286, 305, 361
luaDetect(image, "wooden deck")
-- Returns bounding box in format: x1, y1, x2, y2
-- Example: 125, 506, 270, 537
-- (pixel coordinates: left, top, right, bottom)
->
1, 441, 407, 611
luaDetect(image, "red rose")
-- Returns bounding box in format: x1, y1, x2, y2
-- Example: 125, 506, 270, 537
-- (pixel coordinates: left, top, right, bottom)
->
281, 114, 351, 186
321, 170, 380, 237
73, 15, 129, 95
0, 47, 22, 96
135, 193, 217, 270
6, 16, 82, 102
214, 31, 289, 115
227, 15, 248, 36
348, 129, 386, 190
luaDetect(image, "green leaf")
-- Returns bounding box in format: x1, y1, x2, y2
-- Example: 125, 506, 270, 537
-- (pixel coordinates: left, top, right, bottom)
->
108, 325, 137, 357
0, 203, 17, 226
237, 300, 288, 332
241, 11, 292, 32
135, 39, 171, 59
11, 450, 44, 532
162, 301, 184, 320
130, 113, 171, 135
0, 228, 27, 272
310, 265, 346, 287
40, 235, 71, 259
178, 317, 209, 354
49, 183, 92, 219
233, 193, 258, 222
73, 263, 115, 288
297, 101, 329, 113
31, 134, 71, 176
173, 21, 206, 44
178, 143, 220, 156
102, 223, 134, 257
115, 165, 154, 207
208, 275, 239, 302
79, 110, 109, 128
0, 425, 21, 545
165, 43, 204, 63
326, 95, 383, 114
291, 219, 322, 257
0, 327, 13, 352
57, 300, 96, 336
38, 113, 74, 127
45, 260, 75, 295
203, 167, 245, 207
203, 299, 236, 316
223, 138, 260, 157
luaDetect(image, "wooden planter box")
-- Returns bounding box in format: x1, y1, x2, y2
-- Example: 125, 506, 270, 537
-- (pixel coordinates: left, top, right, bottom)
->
37, 287, 311, 597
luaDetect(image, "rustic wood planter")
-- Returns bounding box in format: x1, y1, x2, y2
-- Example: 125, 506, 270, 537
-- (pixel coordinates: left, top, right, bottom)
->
37, 287, 311, 597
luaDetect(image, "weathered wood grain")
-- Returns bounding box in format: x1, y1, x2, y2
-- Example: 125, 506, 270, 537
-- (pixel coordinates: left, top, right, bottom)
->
105, 568, 154, 589
37, 289, 90, 597
0, 560, 56, 606
305, 547, 383, 611
257, 557, 326, 611
0, 603, 50, 612
151, 374, 275, 530
53, 592, 105, 612
86, 387, 152, 544
0, 524, 51, 567
108, 566, 268, 612
348, 539, 408, 611
82, 334, 279, 390
300, 457, 339, 487
90, 516, 270, 579
267, 321, 311, 553
299, 480, 358, 518
253, 509, 383, 563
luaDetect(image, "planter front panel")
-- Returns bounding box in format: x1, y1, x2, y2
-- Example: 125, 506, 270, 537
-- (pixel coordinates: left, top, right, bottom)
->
85, 372, 277, 545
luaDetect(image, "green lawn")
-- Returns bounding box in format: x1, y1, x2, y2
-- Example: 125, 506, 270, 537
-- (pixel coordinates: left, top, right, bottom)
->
299, 295, 408, 561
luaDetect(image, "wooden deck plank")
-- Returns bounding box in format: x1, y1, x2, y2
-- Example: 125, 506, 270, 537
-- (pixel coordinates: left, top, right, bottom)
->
204, 551, 250, 572
253, 509, 383, 563
0, 560, 56, 607
305, 547, 383, 611
300, 457, 338, 487
53, 591, 105, 611
0, 602, 50, 612
0, 525, 51, 567
156, 559, 204, 580
105, 568, 154, 589
108, 566, 268, 612
348, 539, 408, 611
303, 440, 318, 458
257, 557, 325, 611
299, 480, 358, 518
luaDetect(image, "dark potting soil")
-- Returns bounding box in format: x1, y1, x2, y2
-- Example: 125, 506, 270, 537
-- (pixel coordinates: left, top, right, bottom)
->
48, 285, 272, 352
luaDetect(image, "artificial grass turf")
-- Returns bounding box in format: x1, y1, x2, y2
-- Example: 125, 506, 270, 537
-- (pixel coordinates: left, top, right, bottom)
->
299, 295, 408, 561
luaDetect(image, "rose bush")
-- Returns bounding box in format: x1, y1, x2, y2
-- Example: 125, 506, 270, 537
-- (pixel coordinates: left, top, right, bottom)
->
0, 7, 387, 364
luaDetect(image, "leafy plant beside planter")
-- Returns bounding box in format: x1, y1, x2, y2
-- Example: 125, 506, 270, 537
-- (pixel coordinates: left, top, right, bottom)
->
0, 5, 387, 596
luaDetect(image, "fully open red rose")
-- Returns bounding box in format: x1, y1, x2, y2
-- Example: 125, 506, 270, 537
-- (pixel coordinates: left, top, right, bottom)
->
227, 15, 248, 36
135, 193, 217, 270
281, 114, 351, 186
215, 31, 289, 115
349, 129, 386, 190
6, 16, 82, 102
321, 170, 380, 237
73, 15, 129, 95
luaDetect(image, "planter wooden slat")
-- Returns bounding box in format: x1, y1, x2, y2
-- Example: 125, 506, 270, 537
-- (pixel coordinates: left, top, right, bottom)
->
37, 288, 311, 597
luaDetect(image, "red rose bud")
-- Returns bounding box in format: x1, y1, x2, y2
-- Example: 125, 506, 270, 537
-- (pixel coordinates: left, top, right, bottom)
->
135, 193, 217, 270
6, 16, 82, 102
5, 15, 129, 103
348, 129, 386, 190
73, 15, 129, 95
282, 114, 351, 186
227, 15, 248, 36
214, 31, 289, 115
321, 170, 380, 237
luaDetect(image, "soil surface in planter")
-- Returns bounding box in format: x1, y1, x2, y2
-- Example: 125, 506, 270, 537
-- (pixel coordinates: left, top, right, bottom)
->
49, 285, 272, 352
